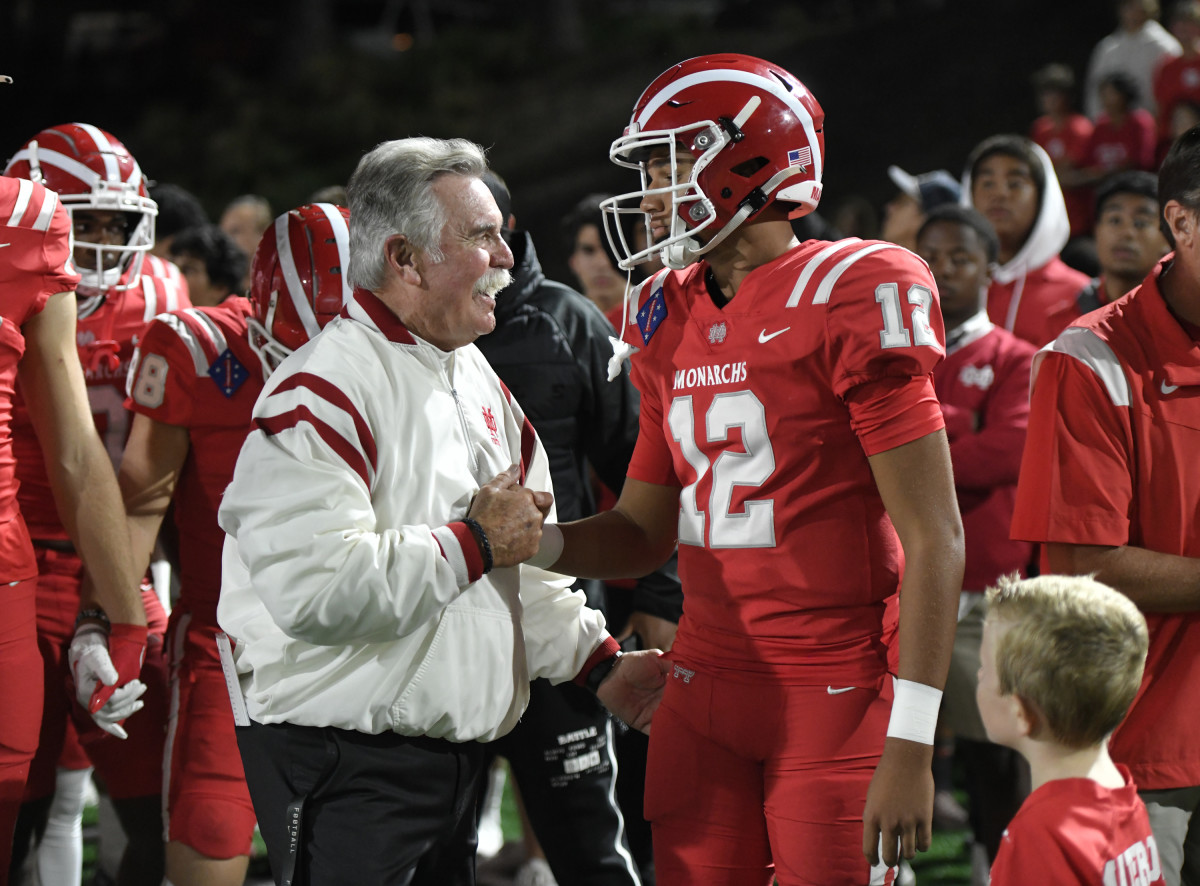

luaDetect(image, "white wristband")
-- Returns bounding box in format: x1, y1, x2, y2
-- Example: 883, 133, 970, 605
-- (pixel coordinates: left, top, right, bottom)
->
526, 523, 564, 569
886, 677, 942, 745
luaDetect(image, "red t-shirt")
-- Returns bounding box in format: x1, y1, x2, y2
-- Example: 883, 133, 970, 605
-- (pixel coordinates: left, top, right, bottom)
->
990, 766, 1163, 886
987, 256, 1092, 348
124, 298, 262, 626
11, 266, 190, 539
621, 239, 945, 682
1012, 256, 1200, 789
0, 178, 80, 580
934, 317, 1035, 592
1085, 109, 1157, 174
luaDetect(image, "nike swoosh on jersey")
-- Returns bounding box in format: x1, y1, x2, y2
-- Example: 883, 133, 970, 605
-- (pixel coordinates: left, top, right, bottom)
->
758, 327, 790, 343
826, 686, 857, 695
1162, 380, 1179, 395
0, 243, 11, 248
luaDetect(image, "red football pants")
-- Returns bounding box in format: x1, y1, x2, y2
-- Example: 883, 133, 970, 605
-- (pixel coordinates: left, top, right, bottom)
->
645, 659, 893, 886
0, 578, 42, 884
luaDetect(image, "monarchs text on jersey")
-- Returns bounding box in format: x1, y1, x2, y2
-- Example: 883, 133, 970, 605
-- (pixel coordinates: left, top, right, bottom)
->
621, 239, 946, 681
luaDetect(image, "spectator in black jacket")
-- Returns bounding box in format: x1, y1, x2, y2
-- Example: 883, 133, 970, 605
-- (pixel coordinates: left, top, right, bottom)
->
474, 172, 681, 886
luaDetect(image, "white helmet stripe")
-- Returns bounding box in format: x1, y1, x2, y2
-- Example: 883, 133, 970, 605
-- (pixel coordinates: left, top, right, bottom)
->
6, 147, 102, 189
636, 68, 822, 181
6, 178, 33, 226
315, 203, 352, 306
75, 123, 122, 183
275, 215, 321, 338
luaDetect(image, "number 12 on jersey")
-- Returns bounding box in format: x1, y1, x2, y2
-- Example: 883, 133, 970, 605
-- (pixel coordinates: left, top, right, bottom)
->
875, 282, 939, 350
667, 390, 777, 549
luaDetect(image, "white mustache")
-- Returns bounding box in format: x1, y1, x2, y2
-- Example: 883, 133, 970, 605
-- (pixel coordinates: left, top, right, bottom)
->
474, 268, 512, 298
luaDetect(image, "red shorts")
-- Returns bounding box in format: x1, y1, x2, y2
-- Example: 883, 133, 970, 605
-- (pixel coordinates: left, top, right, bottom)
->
163, 608, 256, 858
1, 578, 43, 873
24, 547, 169, 802
645, 657, 893, 886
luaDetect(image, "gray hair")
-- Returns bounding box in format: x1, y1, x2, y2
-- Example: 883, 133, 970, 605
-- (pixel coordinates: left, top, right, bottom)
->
346, 137, 488, 292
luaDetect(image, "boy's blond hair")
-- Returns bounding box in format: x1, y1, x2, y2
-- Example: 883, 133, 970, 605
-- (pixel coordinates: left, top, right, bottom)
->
985, 574, 1148, 749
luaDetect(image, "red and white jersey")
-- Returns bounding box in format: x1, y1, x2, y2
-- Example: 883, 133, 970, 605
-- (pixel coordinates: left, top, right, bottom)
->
990, 767, 1163, 886
934, 314, 1036, 592
11, 264, 190, 540
125, 297, 261, 625
144, 253, 190, 305
618, 238, 946, 682
0, 178, 80, 579
1012, 256, 1200, 789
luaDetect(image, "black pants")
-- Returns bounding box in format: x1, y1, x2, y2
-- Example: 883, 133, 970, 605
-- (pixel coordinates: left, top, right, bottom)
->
486, 678, 643, 885
237, 720, 485, 886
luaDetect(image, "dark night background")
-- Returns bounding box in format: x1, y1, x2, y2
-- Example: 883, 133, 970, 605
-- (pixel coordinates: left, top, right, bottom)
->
2, 0, 1110, 283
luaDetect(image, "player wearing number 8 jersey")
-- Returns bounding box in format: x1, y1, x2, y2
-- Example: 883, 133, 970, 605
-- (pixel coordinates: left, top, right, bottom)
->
539, 54, 965, 885
119, 203, 350, 886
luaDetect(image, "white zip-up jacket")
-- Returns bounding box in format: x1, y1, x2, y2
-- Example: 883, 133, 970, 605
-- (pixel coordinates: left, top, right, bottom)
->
217, 287, 608, 742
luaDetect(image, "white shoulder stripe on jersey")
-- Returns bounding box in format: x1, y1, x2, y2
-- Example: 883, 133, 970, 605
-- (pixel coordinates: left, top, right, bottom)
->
275, 217, 321, 338
1035, 326, 1131, 407
158, 312, 213, 376
316, 204, 352, 306
785, 238, 862, 308
185, 308, 230, 355
33, 188, 58, 233
812, 242, 908, 305
6, 178, 33, 227
142, 276, 160, 321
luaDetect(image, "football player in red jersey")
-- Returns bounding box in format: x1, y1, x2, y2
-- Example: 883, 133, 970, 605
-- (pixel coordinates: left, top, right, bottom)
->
118, 203, 349, 886
533, 54, 965, 885
4, 123, 190, 885
0, 170, 148, 886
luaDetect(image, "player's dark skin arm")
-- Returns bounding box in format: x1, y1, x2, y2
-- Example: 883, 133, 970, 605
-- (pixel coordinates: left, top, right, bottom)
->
552, 477, 682, 580
1047, 544, 1200, 612
862, 429, 964, 869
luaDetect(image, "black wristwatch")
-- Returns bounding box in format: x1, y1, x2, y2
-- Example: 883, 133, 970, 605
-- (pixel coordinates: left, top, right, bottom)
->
74, 608, 110, 632
584, 651, 622, 695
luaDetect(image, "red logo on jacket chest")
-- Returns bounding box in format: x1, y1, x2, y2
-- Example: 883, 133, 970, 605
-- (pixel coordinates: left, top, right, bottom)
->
482, 406, 500, 445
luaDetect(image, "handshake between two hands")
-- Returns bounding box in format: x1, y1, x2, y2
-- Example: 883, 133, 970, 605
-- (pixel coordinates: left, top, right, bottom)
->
466, 465, 556, 569
67, 621, 150, 740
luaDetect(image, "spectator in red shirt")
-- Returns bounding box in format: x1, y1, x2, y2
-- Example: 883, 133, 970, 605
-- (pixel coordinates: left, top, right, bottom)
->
1074, 73, 1158, 188
964, 134, 1091, 347
1031, 63, 1096, 237
1153, 0, 1200, 154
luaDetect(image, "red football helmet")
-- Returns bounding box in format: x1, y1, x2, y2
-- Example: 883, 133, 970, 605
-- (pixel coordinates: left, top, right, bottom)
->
3, 122, 157, 294
247, 203, 351, 379
602, 54, 825, 271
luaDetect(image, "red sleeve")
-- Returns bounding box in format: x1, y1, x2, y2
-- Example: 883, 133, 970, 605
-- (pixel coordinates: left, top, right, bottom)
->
124, 315, 198, 427
0, 182, 81, 321
626, 356, 681, 487
949, 340, 1034, 491
825, 246, 947, 455
1011, 351, 1133, 546
989, 820, 1081, 886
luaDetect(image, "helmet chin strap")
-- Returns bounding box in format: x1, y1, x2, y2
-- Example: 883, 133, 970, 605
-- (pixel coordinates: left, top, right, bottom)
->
668, 164, 816, 270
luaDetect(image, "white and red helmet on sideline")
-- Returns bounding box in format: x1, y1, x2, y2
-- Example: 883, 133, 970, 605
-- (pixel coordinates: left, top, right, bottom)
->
4, 122, 157, 294
602, 54, 825, 271
247, 202, 351, 379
